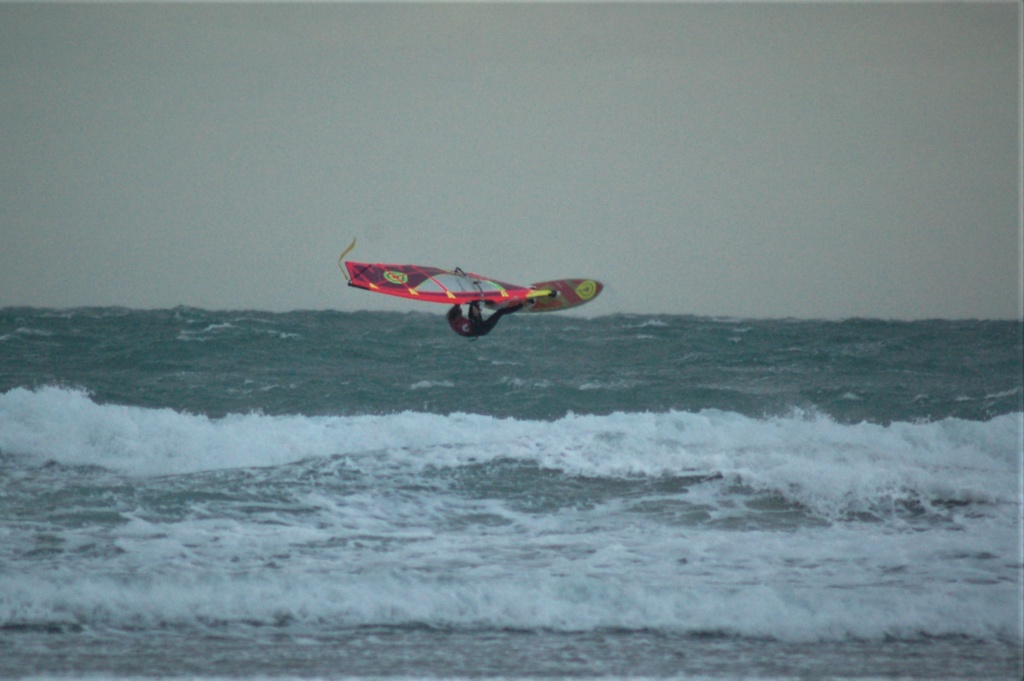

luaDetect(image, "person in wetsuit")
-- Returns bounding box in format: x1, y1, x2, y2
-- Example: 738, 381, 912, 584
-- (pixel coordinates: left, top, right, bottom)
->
447, 300, 524, 338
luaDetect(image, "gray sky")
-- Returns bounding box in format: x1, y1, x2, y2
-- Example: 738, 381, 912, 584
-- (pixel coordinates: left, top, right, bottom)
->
1, 2, 1020, 319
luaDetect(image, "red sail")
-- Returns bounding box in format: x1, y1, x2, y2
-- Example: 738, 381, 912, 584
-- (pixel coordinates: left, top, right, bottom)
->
344, 262, 536, 305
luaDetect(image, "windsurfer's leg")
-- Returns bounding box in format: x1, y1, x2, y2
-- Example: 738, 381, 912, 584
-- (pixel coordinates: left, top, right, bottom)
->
478, 304, 522, 334
475, 310, 501, 335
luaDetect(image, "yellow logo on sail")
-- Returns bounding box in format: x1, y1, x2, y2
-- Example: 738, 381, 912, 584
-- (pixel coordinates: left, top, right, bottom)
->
384, 270, 408, 285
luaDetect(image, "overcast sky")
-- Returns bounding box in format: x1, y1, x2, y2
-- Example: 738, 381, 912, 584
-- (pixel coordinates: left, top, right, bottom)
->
1, 2, 1020, 319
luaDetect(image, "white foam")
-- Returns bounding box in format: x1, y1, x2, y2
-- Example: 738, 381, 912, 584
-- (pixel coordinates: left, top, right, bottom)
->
1, 387, 1020, 518
176, 322, 236, 342
625, 319, 669, 328
410, 380, 454, 390
2, 388, 1021, 644
2, 520, 1019, 642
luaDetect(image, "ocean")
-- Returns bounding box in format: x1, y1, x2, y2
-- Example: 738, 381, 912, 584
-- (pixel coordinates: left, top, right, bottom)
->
1, 307, 1021, 680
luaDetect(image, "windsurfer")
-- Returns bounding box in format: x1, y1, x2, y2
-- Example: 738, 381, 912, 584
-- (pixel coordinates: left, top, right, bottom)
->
447, 301, 524, 338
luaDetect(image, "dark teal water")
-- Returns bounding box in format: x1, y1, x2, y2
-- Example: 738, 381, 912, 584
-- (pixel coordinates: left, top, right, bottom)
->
1, 308, 1022, 679
2, 307, 1019, 422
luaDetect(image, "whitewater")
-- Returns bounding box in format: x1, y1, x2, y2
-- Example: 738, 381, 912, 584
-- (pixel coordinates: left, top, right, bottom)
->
1, 307, 1021, 679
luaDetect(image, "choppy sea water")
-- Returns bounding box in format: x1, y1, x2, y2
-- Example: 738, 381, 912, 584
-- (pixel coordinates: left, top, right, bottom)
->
1, 307, 1022, 679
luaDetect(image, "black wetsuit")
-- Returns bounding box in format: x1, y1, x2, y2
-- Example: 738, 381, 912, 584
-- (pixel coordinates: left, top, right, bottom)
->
447, 302, 524, 338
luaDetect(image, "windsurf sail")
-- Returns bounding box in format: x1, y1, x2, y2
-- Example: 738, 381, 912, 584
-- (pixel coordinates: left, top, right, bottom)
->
344, 261, 547, 305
